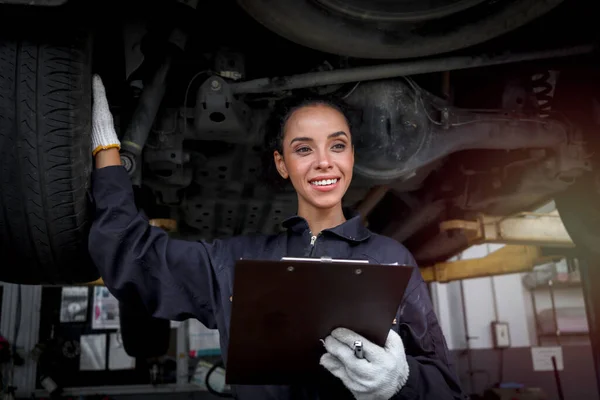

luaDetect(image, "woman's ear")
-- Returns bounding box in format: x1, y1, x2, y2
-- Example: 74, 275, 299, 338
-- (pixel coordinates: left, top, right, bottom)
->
274, 150, 289, 179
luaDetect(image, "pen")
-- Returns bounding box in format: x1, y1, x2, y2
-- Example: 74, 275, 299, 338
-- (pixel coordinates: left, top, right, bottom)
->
354, 340, 364, 359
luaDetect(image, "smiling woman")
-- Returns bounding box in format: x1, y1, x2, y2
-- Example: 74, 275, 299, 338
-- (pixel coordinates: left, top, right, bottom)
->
88, 76, 464, 399
262, 96, 354, 176
266, 99, 356, 234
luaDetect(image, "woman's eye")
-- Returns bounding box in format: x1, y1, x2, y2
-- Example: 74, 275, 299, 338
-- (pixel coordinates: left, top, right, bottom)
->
295, 146, 311, 154
332, 143, 346, 151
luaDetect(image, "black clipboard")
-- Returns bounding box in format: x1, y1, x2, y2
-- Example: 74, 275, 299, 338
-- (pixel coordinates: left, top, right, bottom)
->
225, 258, 415, 385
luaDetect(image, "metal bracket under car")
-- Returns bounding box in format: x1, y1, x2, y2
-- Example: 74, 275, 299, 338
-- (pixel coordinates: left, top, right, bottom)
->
184, 76, 251, 143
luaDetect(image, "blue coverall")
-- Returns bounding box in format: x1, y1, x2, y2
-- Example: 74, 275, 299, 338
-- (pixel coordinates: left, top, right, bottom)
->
89, 165, 465, 399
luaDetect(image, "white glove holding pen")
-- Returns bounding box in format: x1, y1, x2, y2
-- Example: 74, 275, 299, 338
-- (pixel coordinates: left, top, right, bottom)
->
320, 328, 410, 400
91, 74, 120, 156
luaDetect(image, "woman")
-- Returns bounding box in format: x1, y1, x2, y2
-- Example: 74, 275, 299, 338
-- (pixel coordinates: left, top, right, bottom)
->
89, 75, 464, 399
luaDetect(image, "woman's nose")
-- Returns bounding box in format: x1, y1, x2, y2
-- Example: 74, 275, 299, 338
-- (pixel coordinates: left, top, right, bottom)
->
317, 152, 332, 169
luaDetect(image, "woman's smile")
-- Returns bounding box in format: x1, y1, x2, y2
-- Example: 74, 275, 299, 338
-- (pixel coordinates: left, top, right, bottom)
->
309, 176, 341, 192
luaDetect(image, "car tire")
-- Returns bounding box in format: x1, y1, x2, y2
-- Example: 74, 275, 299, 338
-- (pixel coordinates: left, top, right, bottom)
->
0, 8, 98, 284
556, 172, 600, 257
553, 66, 600, 258
238, 0, 563, 59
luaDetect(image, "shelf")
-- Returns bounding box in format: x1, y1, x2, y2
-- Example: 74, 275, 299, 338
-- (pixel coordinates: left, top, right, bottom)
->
538, 331, 589, 338
35, 383, 207, 397
530, 280, 581, 290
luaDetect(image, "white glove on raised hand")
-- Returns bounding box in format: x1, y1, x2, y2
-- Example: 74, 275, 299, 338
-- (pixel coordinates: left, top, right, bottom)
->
320, 328, 410, 400
91, 74, 120, 156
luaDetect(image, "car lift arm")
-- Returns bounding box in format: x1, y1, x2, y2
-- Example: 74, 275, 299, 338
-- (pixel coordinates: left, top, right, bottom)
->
421, 211, 574, 283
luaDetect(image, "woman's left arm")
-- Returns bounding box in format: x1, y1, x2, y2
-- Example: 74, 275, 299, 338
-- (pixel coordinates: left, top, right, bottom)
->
320, 246, 466, 400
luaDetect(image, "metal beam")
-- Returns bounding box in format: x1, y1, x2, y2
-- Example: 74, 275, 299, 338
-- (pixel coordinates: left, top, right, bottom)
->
439, 210, 575, 248
149, 218, 178, 232
420, 245, 559, 283
231, 45, 596, 94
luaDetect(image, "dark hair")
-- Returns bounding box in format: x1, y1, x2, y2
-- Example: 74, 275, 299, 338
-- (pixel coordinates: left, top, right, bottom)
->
260, 94, 354, 189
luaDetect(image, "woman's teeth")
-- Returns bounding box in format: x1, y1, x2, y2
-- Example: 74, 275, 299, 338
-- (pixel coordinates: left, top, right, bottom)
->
311, 179, 338, 186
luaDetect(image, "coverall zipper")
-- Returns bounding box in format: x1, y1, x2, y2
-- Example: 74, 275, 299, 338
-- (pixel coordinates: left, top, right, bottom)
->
306, 233, 319, 257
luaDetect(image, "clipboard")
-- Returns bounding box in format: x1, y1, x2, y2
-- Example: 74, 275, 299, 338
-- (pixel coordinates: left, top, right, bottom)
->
225, 258, 414, 385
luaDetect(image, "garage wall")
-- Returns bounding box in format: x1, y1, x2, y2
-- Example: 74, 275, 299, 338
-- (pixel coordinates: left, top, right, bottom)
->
431, 245, 588, 350
430, 242, 595, 399
431, 243, 533, 349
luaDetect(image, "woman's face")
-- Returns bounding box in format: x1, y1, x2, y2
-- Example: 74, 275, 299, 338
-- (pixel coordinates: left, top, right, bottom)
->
274, 104, 354, 211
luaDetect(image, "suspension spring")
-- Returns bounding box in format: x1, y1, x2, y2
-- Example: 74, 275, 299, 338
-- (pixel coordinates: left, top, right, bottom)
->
531, 70, 559, 118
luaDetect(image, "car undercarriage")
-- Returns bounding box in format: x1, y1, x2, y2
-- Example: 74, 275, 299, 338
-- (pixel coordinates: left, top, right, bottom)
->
107, 0, 595, 268
0, 0, 598, 282
1, 0, 600, 382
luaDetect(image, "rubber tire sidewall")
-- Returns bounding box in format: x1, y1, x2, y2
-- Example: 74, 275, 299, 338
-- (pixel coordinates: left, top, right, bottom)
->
556, 172, 600, 258
0, 5, 97, 284
553, 64, 600, 258
237, 0, 564, 59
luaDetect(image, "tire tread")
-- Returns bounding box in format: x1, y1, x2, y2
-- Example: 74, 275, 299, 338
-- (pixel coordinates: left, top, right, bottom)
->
0, 17, 97, 284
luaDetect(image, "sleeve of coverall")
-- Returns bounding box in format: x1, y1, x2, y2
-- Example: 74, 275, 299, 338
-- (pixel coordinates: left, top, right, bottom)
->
391, 252, 467, 400
88, 165, 223, 328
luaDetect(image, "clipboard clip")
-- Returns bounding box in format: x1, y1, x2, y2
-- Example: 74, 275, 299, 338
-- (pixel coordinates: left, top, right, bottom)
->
280, 257, 369, 264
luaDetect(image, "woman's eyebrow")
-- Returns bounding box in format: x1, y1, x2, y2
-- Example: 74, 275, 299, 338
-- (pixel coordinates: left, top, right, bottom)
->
289, 136, 312, 146
328, 131, 348, 139
289, 131, 348, 146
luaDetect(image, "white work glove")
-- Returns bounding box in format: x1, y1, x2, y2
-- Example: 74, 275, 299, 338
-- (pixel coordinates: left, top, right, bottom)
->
320, 328, 410, 400
91, 74, 121, 156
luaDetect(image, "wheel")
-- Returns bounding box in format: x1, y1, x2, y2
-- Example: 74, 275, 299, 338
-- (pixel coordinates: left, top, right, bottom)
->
556, 172, 600, 257
118, 301, 171, 359
237, 0, 564, 59
552, 65, 600, 258
0, 6, 98, 284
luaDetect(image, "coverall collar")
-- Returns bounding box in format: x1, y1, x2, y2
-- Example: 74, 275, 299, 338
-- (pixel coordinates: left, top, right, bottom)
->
282, 208, 371, 243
